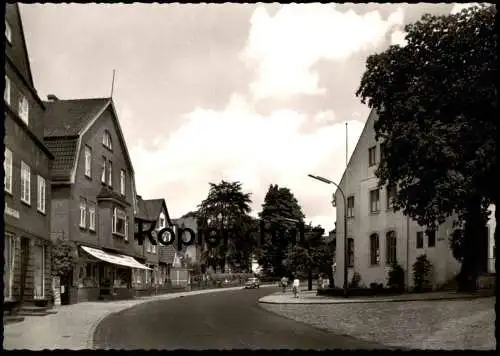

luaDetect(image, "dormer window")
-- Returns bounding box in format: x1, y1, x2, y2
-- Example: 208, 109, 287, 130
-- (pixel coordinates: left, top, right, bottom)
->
5, 20, 12, 44
102, 131, 112, 150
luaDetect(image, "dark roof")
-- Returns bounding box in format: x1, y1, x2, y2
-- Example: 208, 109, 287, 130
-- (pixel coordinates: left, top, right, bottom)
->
44, 136, 79, 181
43, 98, 110, 137
143, 199, 165, 221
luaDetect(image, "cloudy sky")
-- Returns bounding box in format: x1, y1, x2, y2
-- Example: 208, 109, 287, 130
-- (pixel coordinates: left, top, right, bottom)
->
21, 3, 475, 232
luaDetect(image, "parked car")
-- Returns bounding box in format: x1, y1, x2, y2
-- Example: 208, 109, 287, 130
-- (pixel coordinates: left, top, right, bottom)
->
244, 277, 260, 289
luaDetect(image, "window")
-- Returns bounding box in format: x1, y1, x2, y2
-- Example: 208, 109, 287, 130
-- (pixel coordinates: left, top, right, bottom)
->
380, 142, 387, 162
347, 238, 354, 267
386, 231, 397, 265
368, 146, 377, 166
79, 198, 87, 228
84, 146, 92, 177
370, 233, 380, 265
4, 234, 17, 299
4, 75, 11, 104
369, 189, 380, 213
103, 131, 112, 150
101, 157, 107, 183
89, 202, 96, 231
152, 234, 157, 254
416, 231, 424, 249
112, 207, 126, 235
4, 148, 12, 193
386, 186, 397, 210
33, 244, 46, 299
18, 95, 29, 124
124, 217, 129, 241
120, 170, 126, 195
159, 217, 165, 229
427, 230, 436, 247
37, 176, 46, 213
108, 161, 113, 187
20, 161, 31, 204
145, 237, 152, 253
347, 196, 355, 218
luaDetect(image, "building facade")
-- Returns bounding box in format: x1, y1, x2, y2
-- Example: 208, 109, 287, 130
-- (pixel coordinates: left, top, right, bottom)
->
333, 109, 483, 290
43, 96, 150, 303
4, 4, 54, 309
135, 196, 179, 294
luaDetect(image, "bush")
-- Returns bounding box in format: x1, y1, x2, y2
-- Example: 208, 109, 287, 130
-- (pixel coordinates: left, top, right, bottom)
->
413, 254, 433, 292
52, 240, 76, 277
349, 271, 361, 288
387, 262, 405, 292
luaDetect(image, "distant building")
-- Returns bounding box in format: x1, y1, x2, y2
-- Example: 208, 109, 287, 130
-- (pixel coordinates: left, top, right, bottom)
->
333, 109, 495, 290
172, 211, 202, 265
135, 196, 177, 294
4, 3, 55, 309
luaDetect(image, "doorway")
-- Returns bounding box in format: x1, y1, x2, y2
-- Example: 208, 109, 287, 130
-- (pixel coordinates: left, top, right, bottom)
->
19, 237, 30, 303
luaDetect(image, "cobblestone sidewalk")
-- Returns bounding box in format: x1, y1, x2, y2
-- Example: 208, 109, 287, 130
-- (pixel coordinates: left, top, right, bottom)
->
259, 293, 495, 350
3, 285, 273, 350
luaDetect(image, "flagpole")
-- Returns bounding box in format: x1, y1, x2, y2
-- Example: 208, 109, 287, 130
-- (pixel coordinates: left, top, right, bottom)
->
110, 69, 116, 98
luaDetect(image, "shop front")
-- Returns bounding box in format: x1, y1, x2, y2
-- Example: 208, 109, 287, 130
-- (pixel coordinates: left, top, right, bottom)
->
72, 245, 152, 303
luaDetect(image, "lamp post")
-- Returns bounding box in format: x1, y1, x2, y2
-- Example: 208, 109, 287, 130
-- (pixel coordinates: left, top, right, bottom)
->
308, 174, 349, 297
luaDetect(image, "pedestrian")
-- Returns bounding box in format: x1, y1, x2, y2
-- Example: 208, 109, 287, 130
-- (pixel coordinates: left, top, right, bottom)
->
292, 276, 300, 298
318, 274, 323, 290
280, 276, 288, 293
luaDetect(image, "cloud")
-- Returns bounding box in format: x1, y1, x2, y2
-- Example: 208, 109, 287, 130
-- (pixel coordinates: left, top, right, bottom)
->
130, 94, 365, 232
450, 3, 483, 15
241, 4, 406, 101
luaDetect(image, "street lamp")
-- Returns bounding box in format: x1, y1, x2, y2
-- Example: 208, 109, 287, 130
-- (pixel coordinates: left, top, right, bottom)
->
308, 174, 349, 297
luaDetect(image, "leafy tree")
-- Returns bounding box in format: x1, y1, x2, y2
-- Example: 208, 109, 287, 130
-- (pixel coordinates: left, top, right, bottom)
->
257, 184, 305, 277
413, 254, 433, 292
356, 5, 497, 292
287, 224, 333, 291
52, 239, 76, 277
387, 262, 405, 291
197, 180, 253, 273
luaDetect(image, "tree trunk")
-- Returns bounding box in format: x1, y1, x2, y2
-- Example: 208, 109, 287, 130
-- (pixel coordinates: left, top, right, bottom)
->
307, 267, 313, 291
457, 196, 485, 292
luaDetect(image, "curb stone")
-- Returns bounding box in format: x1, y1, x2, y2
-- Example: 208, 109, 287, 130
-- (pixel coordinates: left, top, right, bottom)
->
258, 290, 495, 304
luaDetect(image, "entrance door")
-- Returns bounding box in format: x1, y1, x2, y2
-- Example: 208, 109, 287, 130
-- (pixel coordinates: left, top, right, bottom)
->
60, 271, 72, 305
19, 237, 30, 303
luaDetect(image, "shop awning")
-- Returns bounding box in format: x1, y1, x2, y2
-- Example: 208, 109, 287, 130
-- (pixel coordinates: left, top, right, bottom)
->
81, 246, 152, 270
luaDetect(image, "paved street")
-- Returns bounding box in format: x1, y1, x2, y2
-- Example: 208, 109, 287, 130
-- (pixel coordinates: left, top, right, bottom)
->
93, 288, 391, 350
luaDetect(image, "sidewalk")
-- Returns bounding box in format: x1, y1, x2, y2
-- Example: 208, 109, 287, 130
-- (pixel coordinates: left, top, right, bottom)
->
259, 289, 495, 304
3, 284, 274, 350
259, 289, 495, 350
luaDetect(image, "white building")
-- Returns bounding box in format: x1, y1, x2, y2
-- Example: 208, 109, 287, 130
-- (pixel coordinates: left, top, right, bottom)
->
334, 109, 495, 290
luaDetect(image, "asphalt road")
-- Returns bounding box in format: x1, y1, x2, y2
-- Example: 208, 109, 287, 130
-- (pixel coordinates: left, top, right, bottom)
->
93, 287, 391, 350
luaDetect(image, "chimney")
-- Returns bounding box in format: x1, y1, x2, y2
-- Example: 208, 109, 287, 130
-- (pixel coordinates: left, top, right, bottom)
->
47, 94, 59, 101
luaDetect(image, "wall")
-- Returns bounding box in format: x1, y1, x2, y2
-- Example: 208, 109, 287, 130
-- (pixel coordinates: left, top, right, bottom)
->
487, 204, 496, 273
68, 106, 139, 257
335, 110, 461, 289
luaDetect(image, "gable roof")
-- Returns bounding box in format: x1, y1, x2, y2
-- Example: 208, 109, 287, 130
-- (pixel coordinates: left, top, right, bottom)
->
43, 98, 110, 137
335, 108, 377, 197
140, 198, 174, 226
42, 97, 136, 190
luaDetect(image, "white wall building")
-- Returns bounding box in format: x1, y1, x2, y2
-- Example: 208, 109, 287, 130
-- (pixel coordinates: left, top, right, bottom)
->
334, 109, 495, 290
